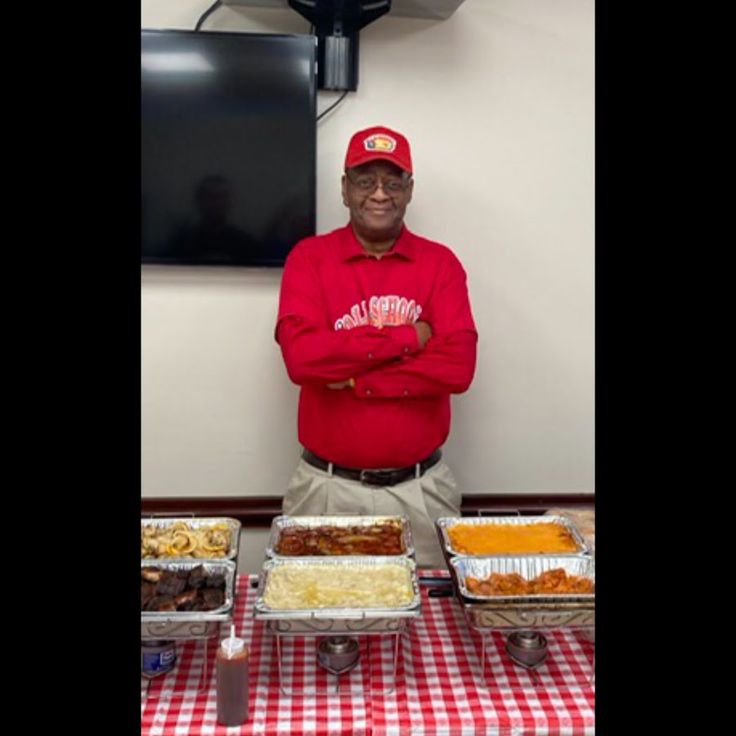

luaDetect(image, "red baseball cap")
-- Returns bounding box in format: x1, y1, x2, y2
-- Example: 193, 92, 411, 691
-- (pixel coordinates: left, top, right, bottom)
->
344, 125, 413, 175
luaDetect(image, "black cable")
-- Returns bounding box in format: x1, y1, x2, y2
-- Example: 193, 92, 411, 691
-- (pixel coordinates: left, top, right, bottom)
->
195, 0, 223, 31
316, 90, 349, 122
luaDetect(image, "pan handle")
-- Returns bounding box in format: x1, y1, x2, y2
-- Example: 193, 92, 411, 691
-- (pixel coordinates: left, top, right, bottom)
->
428, 587, 454, 598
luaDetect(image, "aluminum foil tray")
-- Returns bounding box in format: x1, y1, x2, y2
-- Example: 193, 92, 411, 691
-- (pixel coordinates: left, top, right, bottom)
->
141, 559, 237, 626
450, 555, 595, 604
436, 515, 589, 557
266, 514, 415, 558
140, 517, 241, 561
253, 556, 421, 628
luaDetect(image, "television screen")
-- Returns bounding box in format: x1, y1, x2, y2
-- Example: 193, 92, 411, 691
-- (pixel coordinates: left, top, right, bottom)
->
141, 29, 317, 267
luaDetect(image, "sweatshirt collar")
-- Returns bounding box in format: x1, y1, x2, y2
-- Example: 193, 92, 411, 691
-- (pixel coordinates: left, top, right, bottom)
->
340, 223, 415, 261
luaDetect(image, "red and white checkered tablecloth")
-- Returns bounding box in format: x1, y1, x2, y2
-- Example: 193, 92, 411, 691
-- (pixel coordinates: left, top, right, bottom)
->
141, 572, 595, 735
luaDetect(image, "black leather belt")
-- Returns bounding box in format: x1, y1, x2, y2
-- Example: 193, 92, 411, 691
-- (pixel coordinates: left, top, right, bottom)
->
302, 449, 442, 487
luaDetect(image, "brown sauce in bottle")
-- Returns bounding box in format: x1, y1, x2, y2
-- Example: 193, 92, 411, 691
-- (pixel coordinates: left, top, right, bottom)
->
216, 636, 249, 726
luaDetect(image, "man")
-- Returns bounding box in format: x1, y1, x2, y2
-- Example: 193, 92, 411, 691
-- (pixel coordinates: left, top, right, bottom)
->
275, 125, 478, 567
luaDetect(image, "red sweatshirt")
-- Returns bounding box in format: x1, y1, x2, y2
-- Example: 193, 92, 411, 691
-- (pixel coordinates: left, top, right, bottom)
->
276, 224, 478, 468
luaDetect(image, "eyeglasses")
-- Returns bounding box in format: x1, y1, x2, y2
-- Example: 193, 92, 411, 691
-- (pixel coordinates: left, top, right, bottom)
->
346, 172, 412, 194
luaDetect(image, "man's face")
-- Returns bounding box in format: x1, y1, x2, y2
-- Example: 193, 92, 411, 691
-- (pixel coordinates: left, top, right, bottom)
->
341, 161, 413, 243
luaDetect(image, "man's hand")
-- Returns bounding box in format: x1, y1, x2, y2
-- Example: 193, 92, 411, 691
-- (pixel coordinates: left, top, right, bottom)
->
415, 320, 432, 348
327, 378, 355, 390
325, 323, 431, 390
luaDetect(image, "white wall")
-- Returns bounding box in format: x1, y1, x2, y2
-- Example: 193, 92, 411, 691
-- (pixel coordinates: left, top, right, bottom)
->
141, 0, 595, 498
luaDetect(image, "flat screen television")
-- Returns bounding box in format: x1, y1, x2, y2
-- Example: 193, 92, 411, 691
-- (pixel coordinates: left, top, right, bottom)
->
141, 29, 317, 267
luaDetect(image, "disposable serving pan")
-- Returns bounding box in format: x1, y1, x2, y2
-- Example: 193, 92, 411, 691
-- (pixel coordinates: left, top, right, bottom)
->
141, 559, 237, 639
436, 515, 589, 557
140, 516, 241, 561
266, 514, 414, 558
450, 554, 595, 604
253, 556, 421, 632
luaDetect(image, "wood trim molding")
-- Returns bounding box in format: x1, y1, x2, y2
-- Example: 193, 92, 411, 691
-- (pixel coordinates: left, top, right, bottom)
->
141, 493, 594, 527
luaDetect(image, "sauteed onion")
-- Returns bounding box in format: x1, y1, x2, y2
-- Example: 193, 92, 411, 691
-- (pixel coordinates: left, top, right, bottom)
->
141, 521, 231, 558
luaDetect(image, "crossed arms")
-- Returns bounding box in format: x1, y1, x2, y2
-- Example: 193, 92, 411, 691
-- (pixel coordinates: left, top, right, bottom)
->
276, 252, 478, 399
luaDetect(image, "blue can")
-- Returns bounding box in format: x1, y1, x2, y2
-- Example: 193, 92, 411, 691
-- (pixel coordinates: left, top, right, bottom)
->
141, 640, 176, 678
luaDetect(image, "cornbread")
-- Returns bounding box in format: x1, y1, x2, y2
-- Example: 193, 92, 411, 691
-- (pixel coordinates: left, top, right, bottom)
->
448, 522, 579, 554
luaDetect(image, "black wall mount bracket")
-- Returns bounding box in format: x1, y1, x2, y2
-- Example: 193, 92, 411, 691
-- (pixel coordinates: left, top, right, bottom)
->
288, 0, 392, 90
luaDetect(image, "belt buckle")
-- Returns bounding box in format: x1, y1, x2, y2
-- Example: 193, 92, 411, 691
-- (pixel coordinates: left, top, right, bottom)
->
359, 469, 391, 486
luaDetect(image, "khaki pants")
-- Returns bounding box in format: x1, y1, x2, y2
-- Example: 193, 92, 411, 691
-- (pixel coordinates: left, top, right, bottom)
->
282, 458, 461, 569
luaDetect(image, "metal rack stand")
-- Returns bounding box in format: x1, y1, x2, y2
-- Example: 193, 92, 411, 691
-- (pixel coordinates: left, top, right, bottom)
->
267, 618, 411, 696
465, 605, 595, 692
253, 551, 422, 697
474, 627, 594, 691
141, 618, 231, 700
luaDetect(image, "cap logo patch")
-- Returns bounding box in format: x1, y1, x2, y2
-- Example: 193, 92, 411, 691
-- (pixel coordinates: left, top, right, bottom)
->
364, 134, 396, 152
